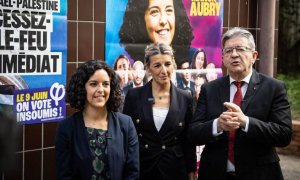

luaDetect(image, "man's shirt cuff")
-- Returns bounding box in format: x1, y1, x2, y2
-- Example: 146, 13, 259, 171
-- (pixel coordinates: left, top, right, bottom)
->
213, 118, 223, 136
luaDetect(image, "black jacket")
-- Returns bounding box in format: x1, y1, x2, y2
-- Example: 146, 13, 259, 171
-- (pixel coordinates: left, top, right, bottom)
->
189, 70, 292, 180
55, 111, 139, 180
123, 81, 196, 180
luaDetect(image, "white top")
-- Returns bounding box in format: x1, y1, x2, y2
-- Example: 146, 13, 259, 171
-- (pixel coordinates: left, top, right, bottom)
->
153, 107, 169, 131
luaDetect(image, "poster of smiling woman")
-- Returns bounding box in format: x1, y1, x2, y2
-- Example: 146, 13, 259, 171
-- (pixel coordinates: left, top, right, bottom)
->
105, 0, 223, 70
0, 0, 67, 124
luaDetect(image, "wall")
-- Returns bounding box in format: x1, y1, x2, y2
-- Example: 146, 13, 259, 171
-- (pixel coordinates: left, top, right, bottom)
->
1, 0, 280, 179
277, 121, 300, 156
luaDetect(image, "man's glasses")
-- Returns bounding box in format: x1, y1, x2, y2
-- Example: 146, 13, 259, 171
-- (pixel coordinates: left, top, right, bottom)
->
222, 46, 253, 55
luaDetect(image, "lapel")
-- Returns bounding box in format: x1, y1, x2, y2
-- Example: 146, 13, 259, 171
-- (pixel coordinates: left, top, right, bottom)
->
158, 83, 178, 135
218, 76, 232, 139
219, 76, 231, 111
74, 112, 92, 159
190, 81, 195, 89
107, 112, 115, 140
141, 82, 161, 137
241, 70, 260, 112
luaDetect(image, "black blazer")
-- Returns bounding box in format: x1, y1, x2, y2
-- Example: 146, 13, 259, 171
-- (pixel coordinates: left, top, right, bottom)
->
123, 81, 196, 180
188, 70, 292, 180
55, 111, 139, 180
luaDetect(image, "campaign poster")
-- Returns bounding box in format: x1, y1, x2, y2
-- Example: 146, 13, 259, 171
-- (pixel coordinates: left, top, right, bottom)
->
0, 0, 67, 124
106, 0, 223, 176
105, 0, 223, 88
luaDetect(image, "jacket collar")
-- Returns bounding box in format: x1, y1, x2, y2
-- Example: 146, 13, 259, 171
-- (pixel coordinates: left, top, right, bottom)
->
218, 69, 260, 112
241, 69, 260, 111
141, 81, 178, 135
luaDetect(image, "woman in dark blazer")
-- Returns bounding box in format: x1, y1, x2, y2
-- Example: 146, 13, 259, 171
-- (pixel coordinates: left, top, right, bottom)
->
55, 60, 139, 180
123, 43, 196, 180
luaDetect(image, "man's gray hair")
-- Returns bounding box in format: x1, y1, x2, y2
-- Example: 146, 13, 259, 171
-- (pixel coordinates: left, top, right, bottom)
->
222, 27, 256, 50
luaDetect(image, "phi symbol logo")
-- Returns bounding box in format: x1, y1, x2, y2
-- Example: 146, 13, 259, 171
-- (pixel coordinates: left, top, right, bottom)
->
50, 82, 65, 106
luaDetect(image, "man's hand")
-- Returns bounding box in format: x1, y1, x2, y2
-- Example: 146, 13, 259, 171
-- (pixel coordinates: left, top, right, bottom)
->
217, 110, 240, 132
217, 102, 248, 132
223, 102, 247, 128
217, 115, 240, 132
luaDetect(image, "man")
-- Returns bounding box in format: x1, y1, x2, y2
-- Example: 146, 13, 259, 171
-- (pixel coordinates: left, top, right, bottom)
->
188, 27, 292, 180
123, 60, 145, 95
194, 74, 207, 100
205, 62, 218, 82
177, 61, 195, 97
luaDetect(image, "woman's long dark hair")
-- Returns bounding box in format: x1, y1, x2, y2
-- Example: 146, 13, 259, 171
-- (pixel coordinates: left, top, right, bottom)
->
190, 48, 207, 69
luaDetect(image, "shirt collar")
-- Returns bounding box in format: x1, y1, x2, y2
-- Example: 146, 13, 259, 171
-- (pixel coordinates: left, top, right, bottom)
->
229, 71, 252, 85
183, 81, 190, 88
133, 82, 143, 88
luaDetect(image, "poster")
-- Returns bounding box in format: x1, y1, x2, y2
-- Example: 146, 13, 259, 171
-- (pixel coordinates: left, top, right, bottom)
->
0, 0, 67, 124
106, 0, 223, 175
105, 0, 223, 93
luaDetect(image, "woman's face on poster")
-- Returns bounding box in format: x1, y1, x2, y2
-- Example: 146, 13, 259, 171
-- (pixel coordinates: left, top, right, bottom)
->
144, 0, 175, 45
195, 52, 205, 69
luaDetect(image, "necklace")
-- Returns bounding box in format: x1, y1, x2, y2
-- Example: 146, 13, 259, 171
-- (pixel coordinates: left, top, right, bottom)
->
153, 88, 169, 101
155, 94, 168, 101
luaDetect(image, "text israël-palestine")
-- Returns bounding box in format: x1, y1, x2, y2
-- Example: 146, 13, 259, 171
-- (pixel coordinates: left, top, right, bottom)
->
0, 0, 59, 11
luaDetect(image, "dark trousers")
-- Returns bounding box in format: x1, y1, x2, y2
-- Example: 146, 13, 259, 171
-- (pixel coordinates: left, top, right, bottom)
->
226, 172, 237, 180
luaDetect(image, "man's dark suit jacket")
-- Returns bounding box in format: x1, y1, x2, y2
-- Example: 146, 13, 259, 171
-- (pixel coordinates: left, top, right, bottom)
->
177, 80, 196, 98
123, 81, 196, 180
123, 82, 134, 96
188, 70, 292, 180
55, 111, 139, 180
